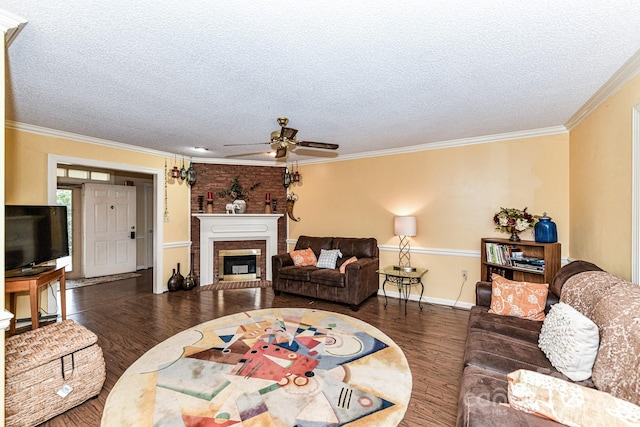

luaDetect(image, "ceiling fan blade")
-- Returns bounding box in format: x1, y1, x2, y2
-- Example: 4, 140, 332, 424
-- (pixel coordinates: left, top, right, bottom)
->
225, 151, 272, 158
297, 141, 339, 150
292, 148, 339, 158
223, 142, 271, 146
280, 127, 298, 140
275, 147, 288, 158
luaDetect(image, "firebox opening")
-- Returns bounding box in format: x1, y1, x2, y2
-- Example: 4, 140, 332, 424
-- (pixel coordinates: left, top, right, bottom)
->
219, 249, 261, 282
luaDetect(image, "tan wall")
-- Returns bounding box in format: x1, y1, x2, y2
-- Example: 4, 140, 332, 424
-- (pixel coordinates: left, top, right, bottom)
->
4, 128, 191, 314
2, 35, 7, 425
290, 133, 570, 305
569, 72, 640, 279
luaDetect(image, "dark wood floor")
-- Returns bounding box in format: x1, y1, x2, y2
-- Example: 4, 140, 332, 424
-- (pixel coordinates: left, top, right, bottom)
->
31, 269, 469, 427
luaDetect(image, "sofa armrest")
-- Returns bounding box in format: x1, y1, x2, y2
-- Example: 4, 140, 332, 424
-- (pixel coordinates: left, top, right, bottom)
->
272, 253, 293, 285
344, 257, 380, 303
475, 281, 493, 307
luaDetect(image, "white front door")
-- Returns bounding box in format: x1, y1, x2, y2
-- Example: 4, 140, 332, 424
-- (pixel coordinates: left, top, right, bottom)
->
83, 183, 137, 278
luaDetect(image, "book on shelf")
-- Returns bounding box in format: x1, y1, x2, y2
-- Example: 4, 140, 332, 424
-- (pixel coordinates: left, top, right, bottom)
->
485, 242, 545, 272
485, 242, 520, 266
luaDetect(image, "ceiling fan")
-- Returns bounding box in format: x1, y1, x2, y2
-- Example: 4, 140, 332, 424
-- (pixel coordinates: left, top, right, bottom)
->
225, 117, 339, 158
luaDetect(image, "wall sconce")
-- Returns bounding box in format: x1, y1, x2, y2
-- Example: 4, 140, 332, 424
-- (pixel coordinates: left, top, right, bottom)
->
394, 216, 417, 271
283, 166, 291, 188
186, 161, 197, 186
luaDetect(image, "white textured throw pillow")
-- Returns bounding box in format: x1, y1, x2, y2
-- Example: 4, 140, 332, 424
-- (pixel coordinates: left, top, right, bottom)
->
538, 302, 600, 381
316, 249, 343, 269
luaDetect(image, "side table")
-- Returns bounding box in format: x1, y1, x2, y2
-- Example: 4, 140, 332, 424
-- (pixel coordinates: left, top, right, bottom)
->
377, 265, 428, 315
5, 266, 66, 334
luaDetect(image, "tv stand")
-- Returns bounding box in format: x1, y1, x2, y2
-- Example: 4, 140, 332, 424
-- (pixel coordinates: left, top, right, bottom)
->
5, 265, 55, 278
4, 266, 66, 334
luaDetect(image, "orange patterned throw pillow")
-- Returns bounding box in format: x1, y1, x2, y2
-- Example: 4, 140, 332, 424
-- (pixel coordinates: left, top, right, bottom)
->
488, 274, 549, 321
289, 248, 317, 267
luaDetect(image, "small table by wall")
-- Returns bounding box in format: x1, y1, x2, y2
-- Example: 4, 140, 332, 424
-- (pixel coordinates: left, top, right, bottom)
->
377, 265, 428, 315
5, 266, 66, 334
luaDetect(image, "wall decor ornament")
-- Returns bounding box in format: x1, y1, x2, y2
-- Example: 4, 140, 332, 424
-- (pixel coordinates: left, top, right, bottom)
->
493, 207, 537, 242
286, 192, 300, 222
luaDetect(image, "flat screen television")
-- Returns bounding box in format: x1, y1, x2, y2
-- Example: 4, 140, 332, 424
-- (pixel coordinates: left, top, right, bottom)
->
5, 205, 69, 277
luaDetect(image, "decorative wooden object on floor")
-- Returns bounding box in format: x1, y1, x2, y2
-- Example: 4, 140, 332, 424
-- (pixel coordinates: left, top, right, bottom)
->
5, 266, 66, 334
481, 238, 561, 284
5, 320, 106, 427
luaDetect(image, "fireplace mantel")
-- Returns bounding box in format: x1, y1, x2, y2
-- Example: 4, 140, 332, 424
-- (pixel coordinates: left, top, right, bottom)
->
193, 214, 283, 285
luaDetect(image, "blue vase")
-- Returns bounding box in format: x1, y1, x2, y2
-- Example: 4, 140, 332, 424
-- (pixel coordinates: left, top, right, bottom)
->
535, 213, 558, 243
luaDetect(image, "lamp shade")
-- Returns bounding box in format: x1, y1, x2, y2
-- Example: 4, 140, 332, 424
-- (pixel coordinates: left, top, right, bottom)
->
394, 216, 417, 237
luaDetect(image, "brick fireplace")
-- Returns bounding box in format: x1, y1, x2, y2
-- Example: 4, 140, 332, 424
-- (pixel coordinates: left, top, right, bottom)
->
194, 214, 282, 286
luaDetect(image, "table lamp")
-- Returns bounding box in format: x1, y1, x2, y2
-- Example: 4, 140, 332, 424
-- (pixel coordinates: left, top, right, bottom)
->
394, 215, 417, 271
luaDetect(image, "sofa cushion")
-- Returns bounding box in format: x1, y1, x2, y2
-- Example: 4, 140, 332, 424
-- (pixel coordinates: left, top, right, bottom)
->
316, 249, 342, 269
468, 305, 542, 344
508, 369, 640, 426
278, 265, 316, 281
294, 236, 333, 257
488, 274, 549, 321
332, 237, 378, 259
458, 366, 560, 427
289, 248, 317, 267
538, 302, 600, 382
310, 269, 345, 288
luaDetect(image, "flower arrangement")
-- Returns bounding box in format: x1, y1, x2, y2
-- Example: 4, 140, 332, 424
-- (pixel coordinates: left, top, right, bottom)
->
218, 176, 260, 201
493, 207, 537, 240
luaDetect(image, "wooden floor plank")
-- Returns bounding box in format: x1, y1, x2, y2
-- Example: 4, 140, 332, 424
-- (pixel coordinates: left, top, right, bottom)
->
11, 269, 469, 427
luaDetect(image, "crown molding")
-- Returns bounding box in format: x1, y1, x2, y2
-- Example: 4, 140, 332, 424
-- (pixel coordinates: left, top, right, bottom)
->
6, 120, 567, 167
0, 9, 27, 47
565, 49, 640, 130
5, 121, 278, 166
297, 125, 568, 165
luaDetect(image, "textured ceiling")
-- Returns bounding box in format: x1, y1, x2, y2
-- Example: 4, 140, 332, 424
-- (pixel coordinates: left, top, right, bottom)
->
3, 1, 640, 163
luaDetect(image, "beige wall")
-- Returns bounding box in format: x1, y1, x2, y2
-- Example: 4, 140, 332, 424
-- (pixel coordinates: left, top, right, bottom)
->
4, 128, 191, 311
569, 72, 640, 279
290, 132, 570, 305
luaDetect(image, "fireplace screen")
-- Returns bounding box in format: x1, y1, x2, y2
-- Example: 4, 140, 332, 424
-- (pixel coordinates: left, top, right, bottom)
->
219, 249, 261, 281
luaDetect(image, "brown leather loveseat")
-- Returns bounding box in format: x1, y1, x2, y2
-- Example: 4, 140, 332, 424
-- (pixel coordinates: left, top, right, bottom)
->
271, 235, 380, 310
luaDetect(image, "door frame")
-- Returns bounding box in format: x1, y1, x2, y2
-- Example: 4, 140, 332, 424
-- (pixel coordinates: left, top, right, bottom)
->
48, 154, 164, 294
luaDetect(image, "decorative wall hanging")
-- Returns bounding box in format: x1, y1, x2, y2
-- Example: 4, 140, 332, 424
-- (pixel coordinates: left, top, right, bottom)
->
286, 192, 300, 222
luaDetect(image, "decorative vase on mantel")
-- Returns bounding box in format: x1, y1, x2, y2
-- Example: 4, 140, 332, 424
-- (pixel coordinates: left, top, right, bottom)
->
509, 229, 521, 242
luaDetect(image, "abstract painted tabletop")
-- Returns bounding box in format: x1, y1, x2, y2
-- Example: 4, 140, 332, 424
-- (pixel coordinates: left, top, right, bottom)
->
102, 308, 412, 426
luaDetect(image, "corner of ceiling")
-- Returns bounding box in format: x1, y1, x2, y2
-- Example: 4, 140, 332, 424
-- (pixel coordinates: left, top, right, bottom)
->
0, 8, 27, 47
565, 48, 640, 130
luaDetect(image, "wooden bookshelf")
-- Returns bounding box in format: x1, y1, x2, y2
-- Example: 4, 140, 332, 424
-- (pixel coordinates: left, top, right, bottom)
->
481, 238, 561, 284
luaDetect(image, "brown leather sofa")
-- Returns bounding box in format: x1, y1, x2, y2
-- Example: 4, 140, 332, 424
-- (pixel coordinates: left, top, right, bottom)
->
271, 235, 380, 310
457, 260, 603, 426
